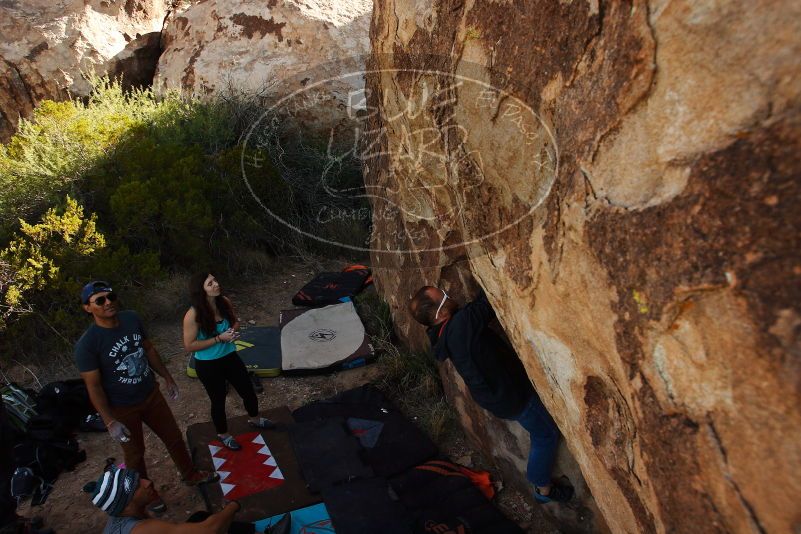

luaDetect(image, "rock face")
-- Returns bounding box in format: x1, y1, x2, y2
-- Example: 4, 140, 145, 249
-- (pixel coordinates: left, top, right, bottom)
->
364, 1, 801, 533
154, 0, 372, 137
0, 0, 169, 142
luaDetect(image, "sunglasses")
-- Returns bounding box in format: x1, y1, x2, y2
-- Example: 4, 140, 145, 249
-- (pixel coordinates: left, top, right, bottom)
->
90, 292, 117, 306
434, 290, 448, 320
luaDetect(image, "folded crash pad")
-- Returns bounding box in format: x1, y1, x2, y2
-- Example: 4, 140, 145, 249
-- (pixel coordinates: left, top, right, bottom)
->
292, 385, 437, 477
187, 326, 282, 378
292, 269, 371, 307
322, 477, 413, 534
390, 460, 523, 534
279, 302, 375, 374
186, 408, 320, 522
288, 417, 374, 492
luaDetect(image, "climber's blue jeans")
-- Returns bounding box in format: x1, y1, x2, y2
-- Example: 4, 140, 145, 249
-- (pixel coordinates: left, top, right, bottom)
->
513, 393, 560, 487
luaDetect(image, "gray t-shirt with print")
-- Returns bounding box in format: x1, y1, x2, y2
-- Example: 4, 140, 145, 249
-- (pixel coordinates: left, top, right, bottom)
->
74, 310, 155, 406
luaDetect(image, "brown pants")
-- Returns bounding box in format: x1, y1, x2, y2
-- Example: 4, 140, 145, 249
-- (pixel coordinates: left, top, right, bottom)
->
110, 385, 194, 481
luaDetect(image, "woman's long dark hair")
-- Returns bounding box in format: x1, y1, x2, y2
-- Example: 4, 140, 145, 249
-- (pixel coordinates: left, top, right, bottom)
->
189, 272, 235, 337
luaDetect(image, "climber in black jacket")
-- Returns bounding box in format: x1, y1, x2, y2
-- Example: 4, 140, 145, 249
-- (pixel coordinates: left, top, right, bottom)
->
409, 286, 573, 503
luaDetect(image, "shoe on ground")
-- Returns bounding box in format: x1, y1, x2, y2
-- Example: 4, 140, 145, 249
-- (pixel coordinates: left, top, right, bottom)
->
219, 434, 242, 451
249, 417, 276, 430
80, 412, 107, 432
146, 494, 167, 515
183, 469, 221, 486
534, 482, 574, 503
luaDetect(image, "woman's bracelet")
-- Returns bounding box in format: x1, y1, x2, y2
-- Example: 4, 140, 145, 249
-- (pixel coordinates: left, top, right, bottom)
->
214, 335, 219, 344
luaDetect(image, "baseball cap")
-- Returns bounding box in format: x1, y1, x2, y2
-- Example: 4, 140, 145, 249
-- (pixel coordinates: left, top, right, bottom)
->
81, 280, 113, 304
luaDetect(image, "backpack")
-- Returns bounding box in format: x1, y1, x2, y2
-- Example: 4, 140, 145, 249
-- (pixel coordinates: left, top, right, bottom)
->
35, 380, 93, 430
1, 383, 38, 433
26, 414, 74, 442
13, 437, 85, 481
10, 466, 52, 507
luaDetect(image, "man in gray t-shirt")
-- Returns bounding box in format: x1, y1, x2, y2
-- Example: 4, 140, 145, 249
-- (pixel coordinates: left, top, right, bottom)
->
75, 281, 218, 514
75, 310, 155, 406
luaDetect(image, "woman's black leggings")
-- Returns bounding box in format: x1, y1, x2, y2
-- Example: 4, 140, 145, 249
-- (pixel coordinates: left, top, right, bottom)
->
195, 351, 259, 434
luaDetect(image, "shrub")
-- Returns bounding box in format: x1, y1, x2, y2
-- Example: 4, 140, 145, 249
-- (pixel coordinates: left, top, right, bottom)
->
0, 76, 371, 365
0, 80, 156, 232
0, 197, 104, 321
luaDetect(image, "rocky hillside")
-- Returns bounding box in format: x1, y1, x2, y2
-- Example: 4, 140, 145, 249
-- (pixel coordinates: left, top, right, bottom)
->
0, 0, 372, 143
2, 0, 799, 531
155, 0, 370, 93
364, 1, 801, 533
0, 0, 169, 142
154, 0, 371, 143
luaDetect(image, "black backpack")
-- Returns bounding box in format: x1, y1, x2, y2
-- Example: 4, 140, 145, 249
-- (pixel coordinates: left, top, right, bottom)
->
26, 414, 74, 442
13, 437, 85, 481
35, 380, 93, 430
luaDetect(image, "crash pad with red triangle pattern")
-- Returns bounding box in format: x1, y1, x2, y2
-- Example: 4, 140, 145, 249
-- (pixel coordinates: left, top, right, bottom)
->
208, 432, 285, 500
186, 407, 320, 522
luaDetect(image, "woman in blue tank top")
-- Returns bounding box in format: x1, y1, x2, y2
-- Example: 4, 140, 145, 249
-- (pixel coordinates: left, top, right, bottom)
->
182, 272, 274, 450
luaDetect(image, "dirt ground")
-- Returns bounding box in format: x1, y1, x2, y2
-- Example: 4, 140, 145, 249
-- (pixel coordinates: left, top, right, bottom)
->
14, 260, 558, 533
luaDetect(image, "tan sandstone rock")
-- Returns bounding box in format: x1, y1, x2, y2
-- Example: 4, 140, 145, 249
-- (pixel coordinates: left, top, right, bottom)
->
154, 0, 372, 137
364, 1, 801, 532
0, 0, 170, 142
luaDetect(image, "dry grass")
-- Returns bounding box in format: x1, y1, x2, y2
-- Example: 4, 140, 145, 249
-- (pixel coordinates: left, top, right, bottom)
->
218, 247, 281, 277
354, 290, 457, 443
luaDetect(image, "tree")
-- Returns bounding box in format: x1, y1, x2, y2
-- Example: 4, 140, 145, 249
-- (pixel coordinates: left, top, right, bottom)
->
0, 196, 104, 328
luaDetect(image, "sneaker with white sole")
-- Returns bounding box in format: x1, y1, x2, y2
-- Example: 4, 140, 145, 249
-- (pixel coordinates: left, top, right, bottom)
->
219, 435, 242, 451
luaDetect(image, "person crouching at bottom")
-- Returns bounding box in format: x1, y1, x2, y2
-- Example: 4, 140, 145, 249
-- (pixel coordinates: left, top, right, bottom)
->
82, 464, 263, 534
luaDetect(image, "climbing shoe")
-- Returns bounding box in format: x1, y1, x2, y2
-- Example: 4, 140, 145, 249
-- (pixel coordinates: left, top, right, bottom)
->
219, 435, 242, 451
534, 482, 574, 503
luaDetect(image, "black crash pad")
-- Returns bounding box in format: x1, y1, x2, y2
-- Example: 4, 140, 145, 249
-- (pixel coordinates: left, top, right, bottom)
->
323, 477, 413, 534
288, 417, 374, 492
391, 460, 524, 534
291, 270, 371, 307
292, 385, 438, 477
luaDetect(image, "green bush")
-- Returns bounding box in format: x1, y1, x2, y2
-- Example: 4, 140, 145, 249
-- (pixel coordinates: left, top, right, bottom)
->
0, 197, 104, 314
0, 79, 160, 232
0, 76, 370, 365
